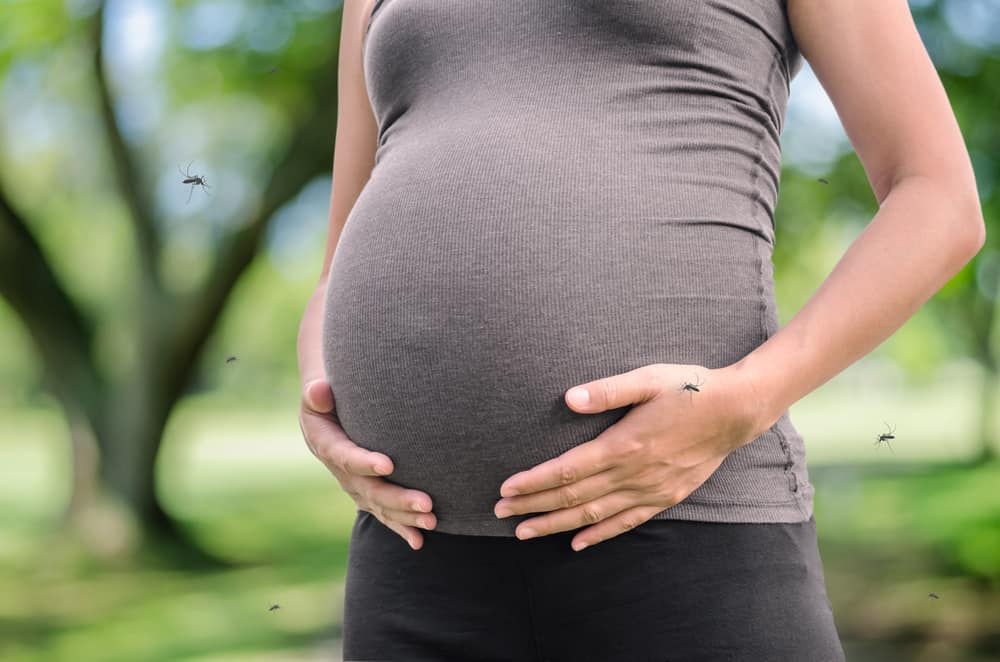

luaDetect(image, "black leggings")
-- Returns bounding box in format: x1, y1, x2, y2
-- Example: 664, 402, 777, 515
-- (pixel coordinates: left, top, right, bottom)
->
341, 510, 846, 662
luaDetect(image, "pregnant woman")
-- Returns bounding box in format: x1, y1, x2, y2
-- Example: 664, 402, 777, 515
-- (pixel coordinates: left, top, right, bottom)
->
297, 0, 984, 659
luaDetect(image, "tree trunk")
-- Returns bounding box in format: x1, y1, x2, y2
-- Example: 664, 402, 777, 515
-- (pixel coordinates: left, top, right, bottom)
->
90, 380, 231, 568
45, 367, 227, 568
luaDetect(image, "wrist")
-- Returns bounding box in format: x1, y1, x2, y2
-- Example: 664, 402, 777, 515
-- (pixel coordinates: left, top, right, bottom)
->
723, 355, 785, 441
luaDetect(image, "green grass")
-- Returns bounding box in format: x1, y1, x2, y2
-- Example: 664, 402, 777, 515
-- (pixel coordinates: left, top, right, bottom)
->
1, 381, 998, 661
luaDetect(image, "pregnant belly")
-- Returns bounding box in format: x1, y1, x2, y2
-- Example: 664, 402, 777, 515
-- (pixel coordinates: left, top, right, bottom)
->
321, 192, 774, 534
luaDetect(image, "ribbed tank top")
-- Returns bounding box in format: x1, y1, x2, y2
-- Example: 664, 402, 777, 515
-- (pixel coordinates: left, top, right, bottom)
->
322, 0, 810, 536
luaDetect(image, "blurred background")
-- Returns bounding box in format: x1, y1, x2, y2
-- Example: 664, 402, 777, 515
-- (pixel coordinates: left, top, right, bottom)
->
0, 0, 998, 660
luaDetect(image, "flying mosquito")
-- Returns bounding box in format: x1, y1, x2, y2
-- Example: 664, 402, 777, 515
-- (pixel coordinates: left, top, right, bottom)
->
268, 603, 280, 612
928, 593, 940, 600
817, 177, 829, 184
179, 161, 210, 204
874, 421, 896, 454
225, 356, 238, 364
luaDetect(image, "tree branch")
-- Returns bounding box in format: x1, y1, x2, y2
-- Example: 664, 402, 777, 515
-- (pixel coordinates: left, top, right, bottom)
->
92, 2, 161, 292
0, 184, 105, 423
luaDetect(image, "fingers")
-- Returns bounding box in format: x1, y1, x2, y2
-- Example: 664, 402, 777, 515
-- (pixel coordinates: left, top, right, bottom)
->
371, 502, 437, 531
328, 433, 394, 477
499, 433, 621, 498
298, 405, 432, 507
569, 503, 664, 551
357, 483, 436, 551
496, 466, 621, 517
566, 363, 665, 413
364, 476, 434, 514
381, 519, 426, 551
358, 485, 436, 551
343, 473, 437, 550
302, 378, 335, 413
297, 383, 437, 551
300, 406, 393, 477
510, 489, 646, 540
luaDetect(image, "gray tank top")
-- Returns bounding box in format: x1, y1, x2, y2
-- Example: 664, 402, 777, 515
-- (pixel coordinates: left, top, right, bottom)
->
323, 0, 810, 536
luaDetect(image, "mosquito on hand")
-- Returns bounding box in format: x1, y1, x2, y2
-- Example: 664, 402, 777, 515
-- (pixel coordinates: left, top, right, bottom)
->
679, 373, 705, 404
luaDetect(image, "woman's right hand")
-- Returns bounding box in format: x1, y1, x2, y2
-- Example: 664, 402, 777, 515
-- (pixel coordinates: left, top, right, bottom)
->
299, 378, 437, 550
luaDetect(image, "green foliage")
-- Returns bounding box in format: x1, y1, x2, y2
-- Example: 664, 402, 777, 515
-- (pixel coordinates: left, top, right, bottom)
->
0, 0, 345, 405
0, 1, 78, 74
814, 461, 1000, 581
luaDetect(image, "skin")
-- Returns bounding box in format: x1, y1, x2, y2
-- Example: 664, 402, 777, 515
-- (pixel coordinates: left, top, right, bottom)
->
297, 0, 986, 552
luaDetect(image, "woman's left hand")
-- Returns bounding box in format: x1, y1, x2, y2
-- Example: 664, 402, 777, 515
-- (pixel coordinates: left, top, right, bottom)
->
494, 362, 769, 551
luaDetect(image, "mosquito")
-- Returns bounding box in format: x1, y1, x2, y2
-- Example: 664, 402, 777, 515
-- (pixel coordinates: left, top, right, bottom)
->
817, 177, 829, 185
268, 603, 280, 611
874, 421, 896, 454
179, 161, 210, 204
928, 593, 940, 600
679, 374, 705, 403
225, 356, 238, 364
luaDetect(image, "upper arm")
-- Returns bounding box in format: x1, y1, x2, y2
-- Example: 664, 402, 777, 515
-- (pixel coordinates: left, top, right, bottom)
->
786, 0, 981, 211
320, 0, 379, 280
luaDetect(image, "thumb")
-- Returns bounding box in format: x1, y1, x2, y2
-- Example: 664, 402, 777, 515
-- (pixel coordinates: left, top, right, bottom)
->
565, 365, 662, 412
303, 379, 335, 413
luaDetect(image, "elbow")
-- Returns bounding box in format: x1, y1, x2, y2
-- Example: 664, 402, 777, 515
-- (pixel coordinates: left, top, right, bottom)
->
933, 176, 987, 266
958, 195, 987, 261
898, 174, 987, 261
923, 183, 988, 280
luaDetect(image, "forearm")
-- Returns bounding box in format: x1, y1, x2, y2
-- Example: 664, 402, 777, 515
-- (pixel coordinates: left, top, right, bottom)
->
297, 276, 329, 387
732, 175, 985, 436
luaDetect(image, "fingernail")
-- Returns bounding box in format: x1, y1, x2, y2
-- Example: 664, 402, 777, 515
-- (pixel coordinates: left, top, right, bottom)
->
373, 463, 390, 475
568, 387, 589, 407
495, 506, 513, 518
518, 527, 537, 540
414, 502, 430, 512
572, 540, 588, 552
